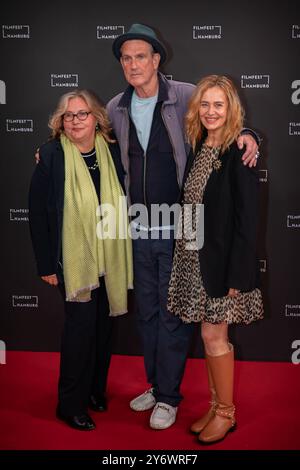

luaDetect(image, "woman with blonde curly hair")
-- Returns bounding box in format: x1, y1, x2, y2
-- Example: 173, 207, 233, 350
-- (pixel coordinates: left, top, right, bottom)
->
168, 75, 264, 444
29, 89, 133, 430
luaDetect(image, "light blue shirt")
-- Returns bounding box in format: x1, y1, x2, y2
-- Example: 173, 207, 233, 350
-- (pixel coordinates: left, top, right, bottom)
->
131, 91, 158, 152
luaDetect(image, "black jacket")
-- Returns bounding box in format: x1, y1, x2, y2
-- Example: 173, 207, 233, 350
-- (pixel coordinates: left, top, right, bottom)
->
119, 77, 180, 211
182, 141, 261, 298
29, 138, 125, 277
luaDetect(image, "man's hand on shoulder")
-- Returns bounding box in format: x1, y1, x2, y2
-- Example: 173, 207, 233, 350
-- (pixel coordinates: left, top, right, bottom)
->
237, 134, 258, 168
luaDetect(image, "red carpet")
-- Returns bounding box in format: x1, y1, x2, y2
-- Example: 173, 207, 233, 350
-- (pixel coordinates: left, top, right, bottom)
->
0, 352, 299, 450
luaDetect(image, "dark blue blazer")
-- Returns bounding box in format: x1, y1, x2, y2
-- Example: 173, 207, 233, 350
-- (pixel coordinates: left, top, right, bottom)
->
182, 141, 261, 298
29, 138, 125, 277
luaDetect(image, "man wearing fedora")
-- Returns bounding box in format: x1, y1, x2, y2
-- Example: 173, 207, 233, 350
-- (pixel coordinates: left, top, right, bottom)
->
107, 23, 259, 430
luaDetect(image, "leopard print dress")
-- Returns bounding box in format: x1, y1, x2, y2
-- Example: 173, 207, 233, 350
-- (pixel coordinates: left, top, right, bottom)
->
167, 144, 264, 324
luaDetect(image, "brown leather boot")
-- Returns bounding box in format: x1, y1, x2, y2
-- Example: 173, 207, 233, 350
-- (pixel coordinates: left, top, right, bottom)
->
190, 359, 217, 434
198, 344, 236, 444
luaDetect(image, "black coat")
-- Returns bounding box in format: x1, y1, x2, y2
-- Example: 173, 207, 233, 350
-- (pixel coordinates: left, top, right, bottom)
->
29, 138, 125, 277
182, 141, 261, 298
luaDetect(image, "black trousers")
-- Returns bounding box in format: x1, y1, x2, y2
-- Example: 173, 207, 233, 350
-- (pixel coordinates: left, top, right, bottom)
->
57, 280, 113, 415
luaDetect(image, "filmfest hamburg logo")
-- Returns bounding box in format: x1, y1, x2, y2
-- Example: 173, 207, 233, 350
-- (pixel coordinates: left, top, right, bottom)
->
259, 170, 268, 183
10, 209, 29, 222
6, 119, 33, 132
285, 305, 300, 318
2, 25, 30, 39
193, 25, 222, 39
259, 260, 267, 273
287, 215, 300, 228
241, 75, 270, 89
97, 25, 124, 40
292, 25, 300, 39
51, 74, 79, 87
289, 122, 300, 135
12, 295, 38, 308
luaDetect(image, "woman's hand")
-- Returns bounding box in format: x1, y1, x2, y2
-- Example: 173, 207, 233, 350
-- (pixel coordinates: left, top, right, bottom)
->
237, 134, 258, 167
228, 288, 240, 297
41, 274, 58, 286
35, 148, 40, 164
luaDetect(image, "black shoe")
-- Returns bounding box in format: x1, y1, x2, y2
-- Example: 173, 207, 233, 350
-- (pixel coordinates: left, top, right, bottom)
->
89, 395, 107, 412
56, 406, 96, 431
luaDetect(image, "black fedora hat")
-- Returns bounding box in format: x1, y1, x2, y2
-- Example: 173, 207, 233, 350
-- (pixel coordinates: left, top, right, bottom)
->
112, 23, 167, 65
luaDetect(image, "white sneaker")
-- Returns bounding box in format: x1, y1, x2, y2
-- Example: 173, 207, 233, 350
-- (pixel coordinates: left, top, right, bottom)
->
130, 388, 156, 411
149, 402, 178, 430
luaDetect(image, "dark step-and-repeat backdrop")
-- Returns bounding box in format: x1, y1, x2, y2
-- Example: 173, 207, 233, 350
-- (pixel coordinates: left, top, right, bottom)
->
1, 1, 299, 363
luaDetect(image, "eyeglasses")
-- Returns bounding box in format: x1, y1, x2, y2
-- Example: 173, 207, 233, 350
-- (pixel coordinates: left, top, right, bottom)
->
63, 111, 91, 122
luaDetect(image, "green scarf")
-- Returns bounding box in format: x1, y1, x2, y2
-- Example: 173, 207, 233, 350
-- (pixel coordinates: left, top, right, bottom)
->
61, 133, 133, 315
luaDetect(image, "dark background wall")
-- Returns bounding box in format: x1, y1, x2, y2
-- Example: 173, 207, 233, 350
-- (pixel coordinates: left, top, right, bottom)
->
1, 0, 299, 362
